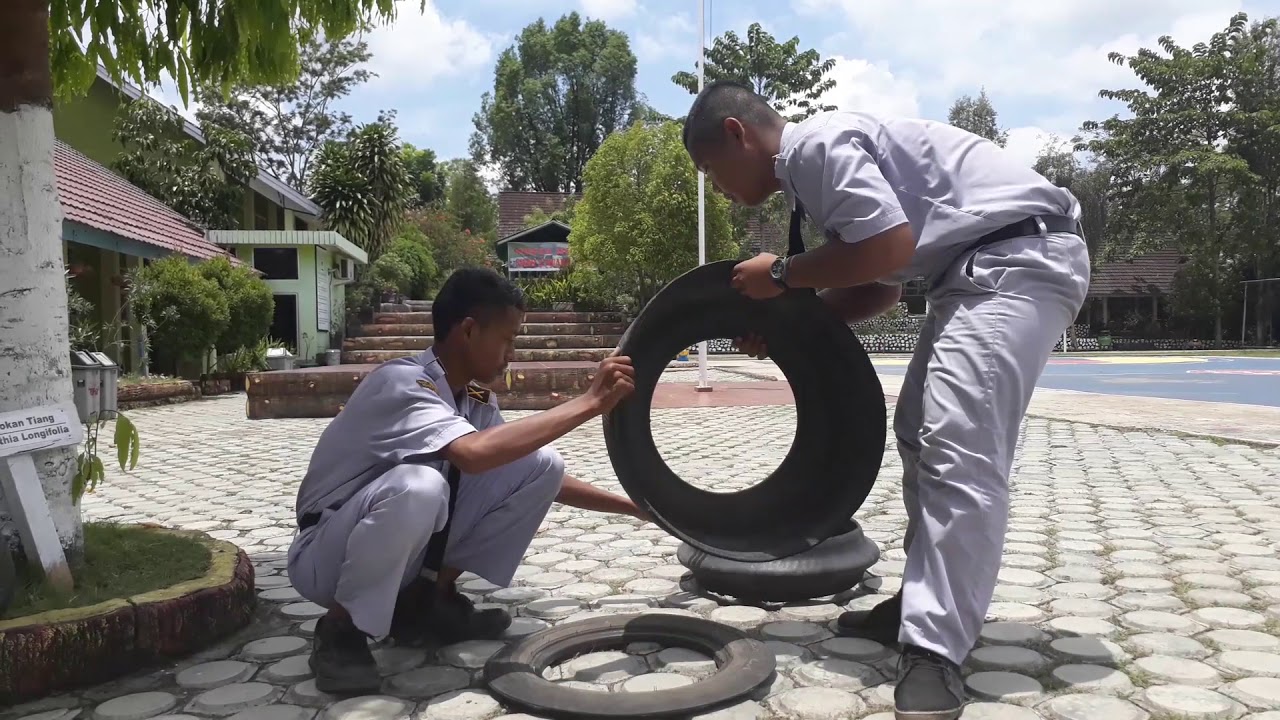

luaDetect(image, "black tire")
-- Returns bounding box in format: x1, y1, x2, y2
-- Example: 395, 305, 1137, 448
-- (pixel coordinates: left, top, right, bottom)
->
0, 543, 15, 617
677, 520, 881, 603
484, 613, 776, 719
604, 260, 887, 562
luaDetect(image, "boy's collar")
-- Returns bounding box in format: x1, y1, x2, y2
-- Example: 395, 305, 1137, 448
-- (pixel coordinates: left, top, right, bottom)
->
773, 121, 800, 205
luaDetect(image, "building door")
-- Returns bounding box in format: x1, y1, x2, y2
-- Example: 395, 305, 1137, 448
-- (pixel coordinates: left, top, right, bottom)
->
270, 294, 299, 353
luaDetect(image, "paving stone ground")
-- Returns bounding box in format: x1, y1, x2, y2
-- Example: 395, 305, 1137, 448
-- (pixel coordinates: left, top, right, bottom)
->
8, 378, 1280, 720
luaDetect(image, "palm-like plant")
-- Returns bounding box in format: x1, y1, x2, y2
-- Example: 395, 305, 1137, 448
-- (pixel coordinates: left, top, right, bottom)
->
309, 118, 412, 260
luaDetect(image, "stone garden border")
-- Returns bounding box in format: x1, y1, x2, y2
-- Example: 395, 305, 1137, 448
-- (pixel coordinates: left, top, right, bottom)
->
0, 529, 255, 705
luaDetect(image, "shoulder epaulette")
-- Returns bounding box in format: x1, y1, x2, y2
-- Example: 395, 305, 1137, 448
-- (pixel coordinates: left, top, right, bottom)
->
416, 378, 438, 393
466, 383, 491, 403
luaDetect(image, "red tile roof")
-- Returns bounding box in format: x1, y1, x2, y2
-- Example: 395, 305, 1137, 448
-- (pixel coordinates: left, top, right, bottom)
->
497, 191, 580, 240
53, 140, 232, 261
1088, 247, 1185, 297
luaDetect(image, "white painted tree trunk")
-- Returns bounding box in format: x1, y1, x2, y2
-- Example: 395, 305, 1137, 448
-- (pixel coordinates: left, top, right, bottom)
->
0, 103, 84, 560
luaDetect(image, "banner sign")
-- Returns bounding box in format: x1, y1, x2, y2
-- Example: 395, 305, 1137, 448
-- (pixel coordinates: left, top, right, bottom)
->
507, 241, 569, 271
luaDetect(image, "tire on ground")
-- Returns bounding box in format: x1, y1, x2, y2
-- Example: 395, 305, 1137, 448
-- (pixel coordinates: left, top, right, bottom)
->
678, 520, 881, 603
604, 260, 887, 562
484, 613, 776, 719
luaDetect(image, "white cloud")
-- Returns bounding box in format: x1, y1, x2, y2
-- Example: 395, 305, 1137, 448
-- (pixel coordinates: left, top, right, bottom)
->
580, 0, 638, 22
635, 12, 696, 62
819, 56, 921, 118
363, 0, 497, 91
1002, 126, 1063, 168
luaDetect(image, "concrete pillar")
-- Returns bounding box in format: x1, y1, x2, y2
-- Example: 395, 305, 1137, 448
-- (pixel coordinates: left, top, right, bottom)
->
98, 249, 122, 364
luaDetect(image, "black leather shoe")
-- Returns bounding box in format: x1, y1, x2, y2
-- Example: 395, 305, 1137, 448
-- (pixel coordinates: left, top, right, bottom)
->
309, 614, 381, 695
894, 643, 966, 720
835, 590, 902, 645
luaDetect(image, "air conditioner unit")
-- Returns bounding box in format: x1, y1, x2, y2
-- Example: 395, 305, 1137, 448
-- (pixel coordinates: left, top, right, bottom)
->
334, 257, 356, 283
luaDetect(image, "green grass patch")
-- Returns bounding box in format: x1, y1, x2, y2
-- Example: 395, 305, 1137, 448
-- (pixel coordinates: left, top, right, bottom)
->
3, 522, 211, 619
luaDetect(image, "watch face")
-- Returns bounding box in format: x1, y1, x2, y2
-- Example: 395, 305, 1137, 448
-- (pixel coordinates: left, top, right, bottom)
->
771, 257, 785, 279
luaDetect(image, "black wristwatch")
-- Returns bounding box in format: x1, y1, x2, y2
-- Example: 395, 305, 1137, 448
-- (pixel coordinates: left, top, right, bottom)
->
770, 255, 790, 289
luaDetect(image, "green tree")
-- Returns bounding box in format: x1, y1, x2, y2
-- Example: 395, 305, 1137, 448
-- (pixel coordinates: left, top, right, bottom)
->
196, 36, 374, 189
130, 255, 231, 374
443, 158, 498, 239
571, 121, 737, 309
1033, 138, 1109, 261
947, 88, 1008, 146
196, 256, 274, 355
403, 143, 448, 207
386, 228, 441, 299
7, 0, 405, 563
523, 198, 577, 229
672, 23, 837, 122
112, 97, 257, 228
405, 208, 499, 275
470, 12, 640, 193
1077, 13, 1268, 340
309, 115, 414, 261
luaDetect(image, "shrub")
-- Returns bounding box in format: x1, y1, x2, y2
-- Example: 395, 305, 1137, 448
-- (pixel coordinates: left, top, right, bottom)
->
365, 253, 414, 296
129, 255, 230, 375
196, 256, 274, 355
386, 229, 439, 299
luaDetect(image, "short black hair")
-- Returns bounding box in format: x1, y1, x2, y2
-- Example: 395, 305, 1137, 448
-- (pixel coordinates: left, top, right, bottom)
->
431, 267, 526, 343
682, 80, 783, 156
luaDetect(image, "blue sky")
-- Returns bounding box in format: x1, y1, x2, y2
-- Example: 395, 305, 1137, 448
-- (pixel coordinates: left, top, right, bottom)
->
158, 0, 1280, 179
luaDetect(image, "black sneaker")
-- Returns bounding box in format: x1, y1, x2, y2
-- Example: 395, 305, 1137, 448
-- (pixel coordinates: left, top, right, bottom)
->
309, 614, 382, 696
894, 644, 966, 720
835, 590, 902, 645
390, 580, 511, 646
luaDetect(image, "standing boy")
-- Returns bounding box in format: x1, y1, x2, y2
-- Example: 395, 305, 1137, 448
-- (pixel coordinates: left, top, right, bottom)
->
288, 267, 648, 695
682, 81, 1090, 719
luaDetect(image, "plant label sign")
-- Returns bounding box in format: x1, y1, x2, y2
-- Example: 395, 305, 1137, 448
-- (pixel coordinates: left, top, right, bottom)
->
0, 404, 83, 459
0, 403, 82, 593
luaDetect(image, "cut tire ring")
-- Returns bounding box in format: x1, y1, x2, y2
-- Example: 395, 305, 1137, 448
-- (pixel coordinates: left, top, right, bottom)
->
484, 613, 777, 719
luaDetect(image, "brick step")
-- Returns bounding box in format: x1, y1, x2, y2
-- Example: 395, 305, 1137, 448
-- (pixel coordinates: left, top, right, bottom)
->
358, 322, 628, 337
245, 361, 596, 418
379, 300, 433, 312
341, 348, 611, 364
344, 334, 621, 351
371, 311, 626, 325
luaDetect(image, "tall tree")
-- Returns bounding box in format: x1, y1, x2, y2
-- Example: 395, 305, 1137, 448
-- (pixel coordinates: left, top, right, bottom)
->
3, 0, 402, 560
470, 12, 640, 193
947, 89, 1008, 146
196, 36, 374, 189
443, 158, 498, 240
1033, 138, 1109, 262
672, 23, 837, 122
402, 143, 448, 207
1077, 13, 1270, 341
571, 121, 737, 309
309, 114, 414, 261
112, 97, 258, 228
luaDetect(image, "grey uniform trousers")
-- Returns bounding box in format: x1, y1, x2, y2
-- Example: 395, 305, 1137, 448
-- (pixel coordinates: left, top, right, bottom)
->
895, 230, 1090, 664
287, 446, 565, 638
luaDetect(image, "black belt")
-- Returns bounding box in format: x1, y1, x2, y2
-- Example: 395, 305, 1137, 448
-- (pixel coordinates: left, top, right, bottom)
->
972, 214, 1080, 248
297, 464, 462, 573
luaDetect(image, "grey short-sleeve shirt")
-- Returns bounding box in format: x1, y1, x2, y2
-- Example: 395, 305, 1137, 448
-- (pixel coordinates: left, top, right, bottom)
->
773, 111, 1081, 282
293, 348, 502, 522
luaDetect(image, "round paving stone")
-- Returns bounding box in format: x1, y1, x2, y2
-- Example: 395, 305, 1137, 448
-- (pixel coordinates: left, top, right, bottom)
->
488, 587, 547, 605
259, 656, 313, 685
94, 693, 179, 720
690, 700, 765, 720
176, 661, 257, 690
555, 583, 611, 601
1218, 651, 1280, 678
20, 710, 83, 720
1202, 630, 1280, 652
225, 707, 313, 720
1051, 664, 1133, 694
964, 671, 1043, 703
1038, 693, 1149, 720
791, 659, 881, 691
1183, 574, 1245, 591
586, 568, 638, 584
419, 690, 500, 720
654, 648, 717, 678
320, 696, 410, 720
764, 641, 811, 669
522, 571, 576, 588
1192, 607, 1267, 630
968, 646, 1049, 674
985, 603, 1045, 623
1126, 632, 1211, 659
1121, 610, 1201, 634
815, 637, 890, 663
997, 568, 1052, 587
1143, 684, 1245, 719
619, 673, 696, 692
242, 637, 309, 662
557, 651, 648, 683
1188, 590, 1255, 608
1132, 655, 1223, 686
258, 588, 303, 603
254, 576, 293, 590
760, 621, 829, 645
765, 687, 865, 719
188, 684, 281, 717
438, 640, 505, 669
957, 702, 1044, 719
1227, 677, 1280, 709
1113, 577, 1175, 593
778, 602, 843, 623
279, 603, 327, 620
1049, 599, 1116, 618
1049, 566, 1107, 583
1049, 637, 1128, 665
384, 666, 470, 699
1047, 616, 1120, 638
1048, 583, 1113, 600
980, 622, 1049, 647
282, 681, 334, 709
296, 620, 318, 638
709, 605, 767, 630
522, 597, 581, 620
623, 578, 679, 597
501, 617, 549, 640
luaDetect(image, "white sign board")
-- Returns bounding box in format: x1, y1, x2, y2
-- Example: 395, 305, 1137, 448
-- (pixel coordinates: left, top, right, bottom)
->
316, 252, 331, 332
0, 404, 82, 459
